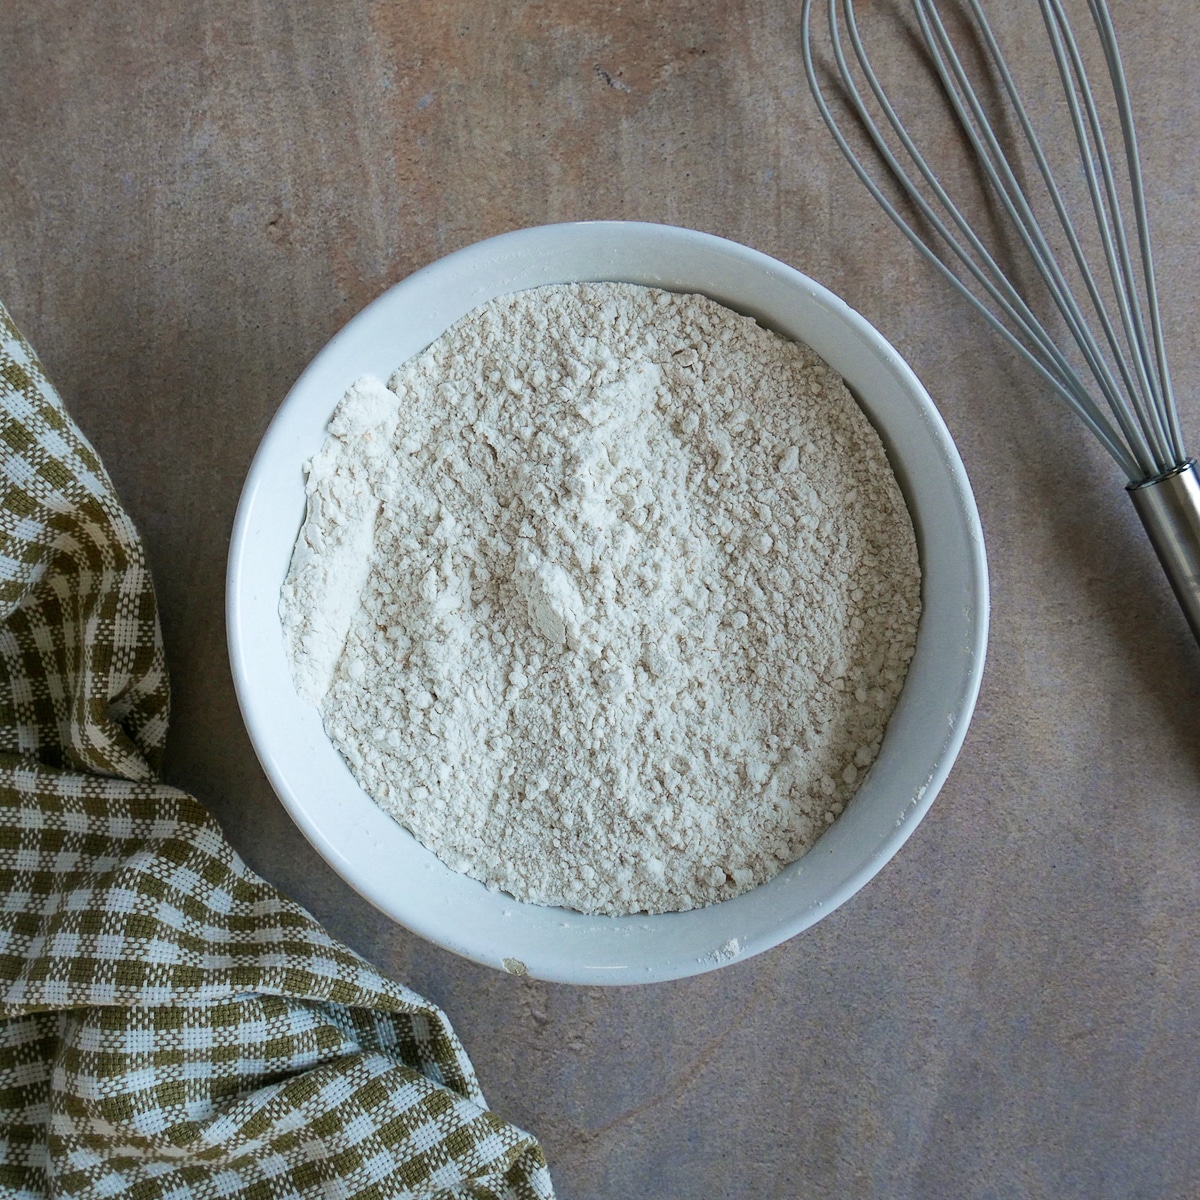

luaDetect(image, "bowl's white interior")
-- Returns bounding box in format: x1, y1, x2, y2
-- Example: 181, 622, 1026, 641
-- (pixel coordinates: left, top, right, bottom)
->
227, 221, 988, 984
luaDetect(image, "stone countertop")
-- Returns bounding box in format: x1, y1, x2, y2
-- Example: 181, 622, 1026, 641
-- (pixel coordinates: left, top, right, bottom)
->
2, 2, 1198, 1196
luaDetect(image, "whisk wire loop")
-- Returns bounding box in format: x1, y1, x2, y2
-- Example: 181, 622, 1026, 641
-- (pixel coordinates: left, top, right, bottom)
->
919, 0, 1167, 477
1037, 0, 1173, 467
831, 0, 1095, 406
950, 0, 1157, 466
801, 0, 1141, 476
841, 0, 1063, 360
1084, 0, 1181, 456
804, 0, 1200, 648
912, 0, 1146, 463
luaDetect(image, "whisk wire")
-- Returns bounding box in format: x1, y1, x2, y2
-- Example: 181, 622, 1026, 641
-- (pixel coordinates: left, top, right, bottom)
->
835, 0, 1099, 408
801, 0, 1141, 476
916, 0, 1162, 476
952, 0, 1157, 467
912, 0, 1144, 461
1085, 0, 1182, 459
1038, 0, 1174, 468
804, 0, 1200, 647
842, 0, 1061, 354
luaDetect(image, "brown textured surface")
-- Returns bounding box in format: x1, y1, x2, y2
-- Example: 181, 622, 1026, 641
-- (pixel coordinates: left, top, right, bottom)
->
3, 1, 1199, 1196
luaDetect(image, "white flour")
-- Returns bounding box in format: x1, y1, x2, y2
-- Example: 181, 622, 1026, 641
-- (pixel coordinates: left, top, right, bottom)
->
281, 283, 920, 915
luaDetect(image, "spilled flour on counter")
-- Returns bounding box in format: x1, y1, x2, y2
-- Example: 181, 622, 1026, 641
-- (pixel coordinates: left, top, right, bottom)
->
281, 283, 921, 915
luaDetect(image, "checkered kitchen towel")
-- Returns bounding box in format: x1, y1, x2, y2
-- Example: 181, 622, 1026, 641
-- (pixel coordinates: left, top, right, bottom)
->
0, 301, 554, 1200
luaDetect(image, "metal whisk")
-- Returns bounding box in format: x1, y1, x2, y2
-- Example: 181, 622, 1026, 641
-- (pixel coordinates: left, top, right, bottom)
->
802, 0, 1200, 645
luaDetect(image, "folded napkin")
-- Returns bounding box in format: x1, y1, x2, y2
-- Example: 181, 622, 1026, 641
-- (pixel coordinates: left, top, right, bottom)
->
0, 301, 554, 1200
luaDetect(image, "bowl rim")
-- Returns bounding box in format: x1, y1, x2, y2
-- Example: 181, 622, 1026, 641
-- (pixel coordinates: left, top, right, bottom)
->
227, 220, 989, 984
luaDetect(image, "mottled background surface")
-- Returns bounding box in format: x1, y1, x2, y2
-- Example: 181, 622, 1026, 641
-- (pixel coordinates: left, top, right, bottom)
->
3, 2, 1199, 1196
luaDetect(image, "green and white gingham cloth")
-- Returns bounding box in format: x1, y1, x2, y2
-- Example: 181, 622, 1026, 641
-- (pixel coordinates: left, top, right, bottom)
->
0, 300, 554, 1200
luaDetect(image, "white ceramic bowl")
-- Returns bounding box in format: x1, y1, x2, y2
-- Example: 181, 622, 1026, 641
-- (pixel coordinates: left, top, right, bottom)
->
227, 221, 988, 984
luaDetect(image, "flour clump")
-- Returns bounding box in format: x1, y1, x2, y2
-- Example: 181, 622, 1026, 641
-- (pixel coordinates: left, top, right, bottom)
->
280, 282, 921, 915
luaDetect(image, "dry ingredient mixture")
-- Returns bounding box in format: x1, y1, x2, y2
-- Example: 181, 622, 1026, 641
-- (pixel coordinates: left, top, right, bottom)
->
281, 283, 921, 915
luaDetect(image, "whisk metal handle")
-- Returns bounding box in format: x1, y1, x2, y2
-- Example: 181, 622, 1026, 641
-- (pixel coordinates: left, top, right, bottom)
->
1128, 460, 1200, 645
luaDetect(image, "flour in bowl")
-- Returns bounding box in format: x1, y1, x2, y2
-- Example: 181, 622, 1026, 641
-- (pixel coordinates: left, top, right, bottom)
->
280, 283, 920, 915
